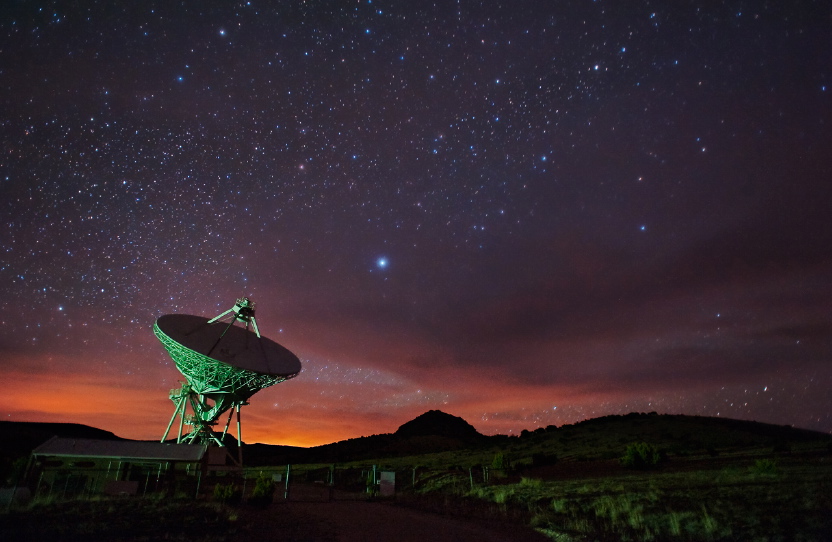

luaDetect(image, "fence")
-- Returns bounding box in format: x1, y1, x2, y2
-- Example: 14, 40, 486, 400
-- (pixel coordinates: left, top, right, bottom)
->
245, 463, 495, 502
11, 461, 496, 506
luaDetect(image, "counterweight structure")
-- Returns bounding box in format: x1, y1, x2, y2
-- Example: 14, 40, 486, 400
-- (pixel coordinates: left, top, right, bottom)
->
153, 298, 301, 465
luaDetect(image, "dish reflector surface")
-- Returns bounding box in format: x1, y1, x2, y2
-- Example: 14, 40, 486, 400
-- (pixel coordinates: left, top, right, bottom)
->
155, 314, 301, 376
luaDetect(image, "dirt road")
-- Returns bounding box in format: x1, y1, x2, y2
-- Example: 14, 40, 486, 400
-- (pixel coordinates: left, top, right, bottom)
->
241, 500, 551, 542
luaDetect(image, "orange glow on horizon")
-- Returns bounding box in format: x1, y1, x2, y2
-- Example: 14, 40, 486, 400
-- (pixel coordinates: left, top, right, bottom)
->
0, 350, 684, 447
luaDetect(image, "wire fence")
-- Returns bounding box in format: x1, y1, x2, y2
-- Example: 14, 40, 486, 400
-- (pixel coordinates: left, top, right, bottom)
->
8, 461, 496, 508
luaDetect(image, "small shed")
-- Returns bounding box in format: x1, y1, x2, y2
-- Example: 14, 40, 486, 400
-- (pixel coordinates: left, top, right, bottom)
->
28, 437, 208, 499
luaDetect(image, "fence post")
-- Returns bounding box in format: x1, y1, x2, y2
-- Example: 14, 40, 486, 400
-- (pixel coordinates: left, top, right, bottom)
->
284, 464, 291, 500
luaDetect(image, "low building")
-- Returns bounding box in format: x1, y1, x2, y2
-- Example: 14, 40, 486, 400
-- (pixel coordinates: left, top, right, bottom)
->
27, 437, 208, 499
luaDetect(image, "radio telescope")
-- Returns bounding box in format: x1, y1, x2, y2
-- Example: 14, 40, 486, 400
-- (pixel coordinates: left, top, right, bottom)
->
154, 297, 301, 464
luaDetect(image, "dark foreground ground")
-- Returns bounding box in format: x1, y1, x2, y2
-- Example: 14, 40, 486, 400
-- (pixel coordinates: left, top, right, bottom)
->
0, 497, 548, 542
244, 500, 548, 542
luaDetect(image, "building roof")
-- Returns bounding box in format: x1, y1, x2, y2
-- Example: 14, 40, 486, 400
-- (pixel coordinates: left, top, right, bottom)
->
32, 437, 207, 462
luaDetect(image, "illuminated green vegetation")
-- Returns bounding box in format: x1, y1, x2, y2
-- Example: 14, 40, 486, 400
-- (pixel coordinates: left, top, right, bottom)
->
619, 441, 662, 470
247, 413, 832, 541
3, 413, 830, 541
465, 463, 831, 541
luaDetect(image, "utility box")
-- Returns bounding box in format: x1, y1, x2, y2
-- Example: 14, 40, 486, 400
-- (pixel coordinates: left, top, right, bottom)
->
379, 471, 395, 496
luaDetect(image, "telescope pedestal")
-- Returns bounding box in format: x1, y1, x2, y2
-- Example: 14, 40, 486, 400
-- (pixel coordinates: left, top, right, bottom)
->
161, 383, 245, 466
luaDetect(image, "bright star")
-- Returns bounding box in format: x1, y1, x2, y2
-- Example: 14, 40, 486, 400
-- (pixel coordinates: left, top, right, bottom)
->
377, 257, 388, 269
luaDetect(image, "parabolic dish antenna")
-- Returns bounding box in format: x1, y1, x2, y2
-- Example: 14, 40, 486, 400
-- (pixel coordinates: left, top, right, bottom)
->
154, 297, 301, 464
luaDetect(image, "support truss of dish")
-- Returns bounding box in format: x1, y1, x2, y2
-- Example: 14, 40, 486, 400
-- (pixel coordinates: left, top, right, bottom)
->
153, 298, 301, 466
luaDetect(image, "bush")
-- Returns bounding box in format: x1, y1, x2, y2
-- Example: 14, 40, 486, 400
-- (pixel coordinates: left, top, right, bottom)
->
520, 476, 543, 488
213, 483, 241, 505
249, 472, 276, 505
749, 458, 778, 476
620, 442, 661, 470
493, 487, 513, 504
491, 452, 510, 471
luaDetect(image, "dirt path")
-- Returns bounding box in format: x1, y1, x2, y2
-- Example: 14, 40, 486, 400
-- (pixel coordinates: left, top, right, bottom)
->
240, 500, 550, 542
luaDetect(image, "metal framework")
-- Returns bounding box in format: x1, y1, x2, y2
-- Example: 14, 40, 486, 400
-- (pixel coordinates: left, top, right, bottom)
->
154, 298, 296, 466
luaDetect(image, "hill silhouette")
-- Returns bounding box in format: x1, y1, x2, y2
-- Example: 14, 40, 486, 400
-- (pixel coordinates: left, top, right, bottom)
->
245, 411, 832, 466
0, 421, 120, 458
4, 412, 831, 468
246, 410, 486, 465
395, 410, 482, 440
0, 421, 123, 481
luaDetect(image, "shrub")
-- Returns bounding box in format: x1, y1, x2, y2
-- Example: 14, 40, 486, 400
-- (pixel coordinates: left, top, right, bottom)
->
550, 498, 568, 513
249, 472, 276, 506
620, 442, 661, 470
213, 483, 241, 505
493, 487, 513, 504
520, 476, 543, 488
491, 452, 510, 471
750, 458, 778, 476
700, 505, 719, 535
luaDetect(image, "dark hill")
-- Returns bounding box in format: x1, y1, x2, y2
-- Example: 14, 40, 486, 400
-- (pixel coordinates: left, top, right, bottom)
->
7, 412, 831, 468
395, 410, 482, 440
248, 411, 832, 465
2, 421, 120, 447
0, 421, 123, 466
246, 410, 486, 465
492, 412, 832, 468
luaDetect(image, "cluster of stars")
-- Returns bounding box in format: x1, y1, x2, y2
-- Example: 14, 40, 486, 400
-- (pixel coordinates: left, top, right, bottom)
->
1, 1, 830, 443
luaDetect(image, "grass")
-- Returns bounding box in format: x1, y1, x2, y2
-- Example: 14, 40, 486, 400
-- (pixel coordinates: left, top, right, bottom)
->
243, 425, 831, 540
749, 458, 778, 476
242, 420, 832, 541
462, 462, 832, 541
8, 413, 829, 541
0, 498, 241, 541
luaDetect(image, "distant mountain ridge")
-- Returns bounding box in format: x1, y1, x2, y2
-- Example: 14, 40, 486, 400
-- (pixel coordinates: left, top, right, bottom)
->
245, 410, 487, 465
3, 412, 831, 467
245, 411, 832, 465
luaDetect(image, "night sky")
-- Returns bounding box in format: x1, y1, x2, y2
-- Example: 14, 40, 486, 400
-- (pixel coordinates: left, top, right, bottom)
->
2, 1, 831, 447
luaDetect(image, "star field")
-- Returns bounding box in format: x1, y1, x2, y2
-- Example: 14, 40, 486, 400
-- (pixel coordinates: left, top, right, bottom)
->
1, 1, 831, 445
